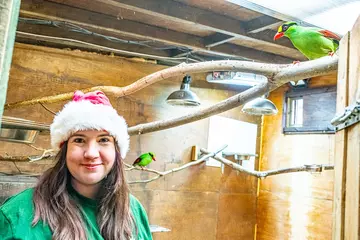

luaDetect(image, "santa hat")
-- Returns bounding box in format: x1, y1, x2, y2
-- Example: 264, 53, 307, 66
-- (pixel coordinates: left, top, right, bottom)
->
50, 90, 129, 159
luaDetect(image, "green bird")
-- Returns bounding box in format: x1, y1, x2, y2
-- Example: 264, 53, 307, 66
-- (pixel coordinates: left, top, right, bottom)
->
274, 22, 341, 60
132, 152, 156, 168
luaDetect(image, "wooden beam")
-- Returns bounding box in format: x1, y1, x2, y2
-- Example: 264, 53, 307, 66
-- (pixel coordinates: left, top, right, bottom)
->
20, 0, 294, 63
204, 33, 237, 48
248, 30, 297, 50
16, 22, 175, 58
48, 0, 300, 58
20, 0, 203, 48
332, 32, 349, 240
245, 16, 283, 33
344, 15, 360, 240
0, 0, 21, 126
210, 43, 295, 63
227, 0, 318, 28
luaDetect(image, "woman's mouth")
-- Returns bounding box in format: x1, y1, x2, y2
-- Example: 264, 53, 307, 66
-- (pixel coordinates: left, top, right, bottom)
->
82, 164, 102, 170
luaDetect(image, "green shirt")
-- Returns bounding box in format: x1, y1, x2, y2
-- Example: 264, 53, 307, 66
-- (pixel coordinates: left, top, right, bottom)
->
0, 188, 152, 240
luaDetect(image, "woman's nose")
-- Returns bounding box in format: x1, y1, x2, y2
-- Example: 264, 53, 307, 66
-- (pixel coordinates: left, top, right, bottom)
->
84, 142, 100, 159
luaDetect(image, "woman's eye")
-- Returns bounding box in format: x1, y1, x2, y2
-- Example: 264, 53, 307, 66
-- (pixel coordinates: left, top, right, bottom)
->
73, 138, 85, 143
99, 137, 110, 143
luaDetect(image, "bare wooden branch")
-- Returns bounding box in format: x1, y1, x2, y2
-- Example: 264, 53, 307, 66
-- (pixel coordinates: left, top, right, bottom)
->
128, 82, 269, 135
39, 102, 56, 115
200, 148, 334, 178
0, 151, 56, 162
5, 57, 338, 110
29, 149, 57, 162
0, 155, 32, 161
126, 153, 213, 184
273, 55, 339, 85
126, 145, 228, 184
0, 146, 334, 180
26, 144, 48, 151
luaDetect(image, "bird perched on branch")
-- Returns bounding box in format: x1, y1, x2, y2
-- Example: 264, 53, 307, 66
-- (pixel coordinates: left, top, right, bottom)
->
133, 152, 156, 169
273, 21, 341, 60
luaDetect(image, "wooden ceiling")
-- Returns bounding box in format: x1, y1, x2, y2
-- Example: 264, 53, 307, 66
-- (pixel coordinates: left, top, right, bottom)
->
16, 0, 308, 65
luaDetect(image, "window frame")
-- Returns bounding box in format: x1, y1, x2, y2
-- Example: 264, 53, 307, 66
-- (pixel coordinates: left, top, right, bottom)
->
282, 86, 337, 134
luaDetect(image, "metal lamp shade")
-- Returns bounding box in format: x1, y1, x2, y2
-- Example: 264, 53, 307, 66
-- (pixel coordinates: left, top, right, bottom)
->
242, 98, 278, 115
166, 75, 200, 106
166, 89, 200, 106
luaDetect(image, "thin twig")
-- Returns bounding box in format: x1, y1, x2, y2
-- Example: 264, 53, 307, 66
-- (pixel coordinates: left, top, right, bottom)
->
27, 144, 47, 151
39, 102, 57, 115
12, 162, 22, 174
29, 149, 57, 162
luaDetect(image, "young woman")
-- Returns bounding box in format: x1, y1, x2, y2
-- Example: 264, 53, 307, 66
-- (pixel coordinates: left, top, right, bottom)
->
0, 90, 152, 240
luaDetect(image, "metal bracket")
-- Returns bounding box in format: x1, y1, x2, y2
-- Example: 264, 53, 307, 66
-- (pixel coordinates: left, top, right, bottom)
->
331, 100, 360, 131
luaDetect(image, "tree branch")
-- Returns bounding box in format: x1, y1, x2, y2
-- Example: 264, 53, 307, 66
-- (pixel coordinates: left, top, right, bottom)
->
126, 145, 228, 184
0, 151, 56, 162
128, 82, 269, 135
200, 148, 334, 178
4, 57, 338, 110
0, 147, 334, 181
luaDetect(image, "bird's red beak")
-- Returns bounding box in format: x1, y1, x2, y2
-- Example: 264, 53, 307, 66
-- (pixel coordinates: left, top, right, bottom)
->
273, 32, 284, 41
153, 157, 156, 161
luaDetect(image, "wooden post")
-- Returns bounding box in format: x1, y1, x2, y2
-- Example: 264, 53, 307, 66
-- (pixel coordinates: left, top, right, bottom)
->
332, 15, 360, 240
332, 32, 349, 240
0, 0, 21, 126
344, 14, 360, 240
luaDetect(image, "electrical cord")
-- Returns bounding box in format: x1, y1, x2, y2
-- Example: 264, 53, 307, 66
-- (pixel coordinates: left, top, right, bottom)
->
16, 31, 201, 63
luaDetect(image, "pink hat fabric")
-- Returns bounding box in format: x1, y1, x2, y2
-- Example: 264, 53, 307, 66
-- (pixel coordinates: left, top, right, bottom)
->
50, 90, 130, 159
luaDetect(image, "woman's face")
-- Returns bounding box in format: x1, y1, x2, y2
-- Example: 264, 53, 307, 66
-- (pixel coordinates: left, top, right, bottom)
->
66, 130, 116, 190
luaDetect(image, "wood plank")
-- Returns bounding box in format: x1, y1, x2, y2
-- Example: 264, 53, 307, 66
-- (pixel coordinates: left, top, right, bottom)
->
245, 15, 283, 33
20, 0, 294, 63
49, 0, 215, 37
15, 22, 186, 65
332, 32, 349, 240
344, 14, 360, 240
247, 30, 296, 49
173, 0, 262, 21
210, 43, 293, 63
48, 0, 300, 59
20, 0, 203, 48
204, 33, 236, 48
0, 0, 21, 125
226, 0, 318, 28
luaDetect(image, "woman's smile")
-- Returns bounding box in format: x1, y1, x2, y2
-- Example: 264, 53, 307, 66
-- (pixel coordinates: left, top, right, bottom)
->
81, 163, 103, 170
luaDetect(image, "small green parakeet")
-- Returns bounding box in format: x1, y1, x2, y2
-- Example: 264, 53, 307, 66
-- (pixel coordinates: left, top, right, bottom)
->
274, 22, 341, 60
132, 152, 156, 168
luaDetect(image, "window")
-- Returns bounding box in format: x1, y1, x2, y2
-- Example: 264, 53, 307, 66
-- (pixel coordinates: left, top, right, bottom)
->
287, 97, 304, 127
283, 86, 336, 134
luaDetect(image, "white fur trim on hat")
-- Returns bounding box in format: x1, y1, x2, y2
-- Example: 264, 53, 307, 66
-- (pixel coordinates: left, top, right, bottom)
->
50, 100, 129, 159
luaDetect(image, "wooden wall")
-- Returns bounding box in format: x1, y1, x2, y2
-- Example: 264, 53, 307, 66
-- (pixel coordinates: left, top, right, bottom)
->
256, 74, 337, 239
1, 43, 262, 239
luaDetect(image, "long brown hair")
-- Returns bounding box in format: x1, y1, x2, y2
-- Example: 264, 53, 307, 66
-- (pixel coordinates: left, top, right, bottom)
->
32, 142, 135, 240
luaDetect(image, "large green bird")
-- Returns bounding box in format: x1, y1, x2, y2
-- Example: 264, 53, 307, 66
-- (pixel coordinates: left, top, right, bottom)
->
274, 22, 341, 60
132, 152, 156, 168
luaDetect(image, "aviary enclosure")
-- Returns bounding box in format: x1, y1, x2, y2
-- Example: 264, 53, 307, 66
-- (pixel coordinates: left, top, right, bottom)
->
1, 1, 359, 239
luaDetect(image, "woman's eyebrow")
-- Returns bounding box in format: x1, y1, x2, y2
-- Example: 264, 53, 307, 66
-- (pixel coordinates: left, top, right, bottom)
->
97, 134, 111, 137
70, 134, 86, 137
